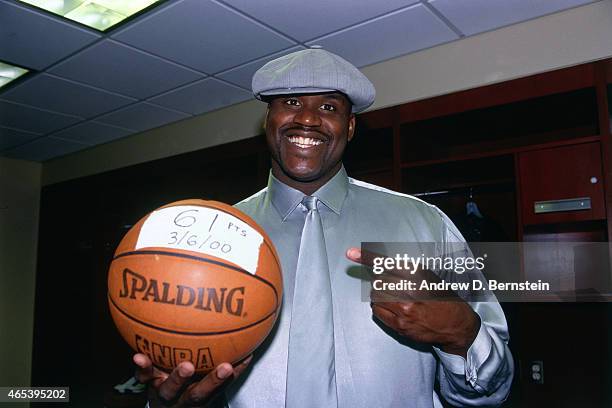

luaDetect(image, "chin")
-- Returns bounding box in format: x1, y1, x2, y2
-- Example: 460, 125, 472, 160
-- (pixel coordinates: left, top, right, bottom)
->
280, 160, 322, 182
285, 168, 321, 183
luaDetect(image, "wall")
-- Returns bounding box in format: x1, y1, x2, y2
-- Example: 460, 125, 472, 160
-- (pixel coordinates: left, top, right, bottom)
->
42, 0, 612, 186
0, 157, 41, 393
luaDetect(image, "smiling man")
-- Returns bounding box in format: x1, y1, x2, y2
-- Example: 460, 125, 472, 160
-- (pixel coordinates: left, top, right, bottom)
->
264, 91, 354, 193
135, 49, 514, 408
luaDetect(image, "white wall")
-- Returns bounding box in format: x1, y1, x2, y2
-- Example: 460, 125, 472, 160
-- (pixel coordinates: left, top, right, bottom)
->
42, 0, 612, 185
0, 157, 41, 391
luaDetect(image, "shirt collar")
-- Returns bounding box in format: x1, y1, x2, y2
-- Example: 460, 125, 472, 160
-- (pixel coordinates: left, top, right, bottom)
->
268, 166, 349, 221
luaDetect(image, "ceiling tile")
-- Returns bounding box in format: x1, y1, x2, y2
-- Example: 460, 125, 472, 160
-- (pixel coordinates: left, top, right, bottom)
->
222, 0, 419, 42
49, 40, 204, 98
112, 0, 296, 74
0, 100, 82, 134
96, 102, 190, 132
52, 121, 134, 145
3, 136, 88, 161
150, 78, 252, 115
428, 0, 598, 36
0, 126, 39, 151
216, 46, 306, 89
307, 4, 459, 68
0, 1, 100, 70
1, 73, 136, 118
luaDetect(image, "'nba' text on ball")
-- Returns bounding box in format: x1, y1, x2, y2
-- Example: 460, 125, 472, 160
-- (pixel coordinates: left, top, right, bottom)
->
135, 334, 215, 372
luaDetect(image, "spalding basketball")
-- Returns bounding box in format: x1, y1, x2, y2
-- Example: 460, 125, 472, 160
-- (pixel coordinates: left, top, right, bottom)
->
108, 199, 282, 374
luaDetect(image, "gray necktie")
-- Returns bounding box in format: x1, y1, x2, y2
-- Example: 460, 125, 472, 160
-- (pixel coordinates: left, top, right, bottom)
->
286, 196, 337, 407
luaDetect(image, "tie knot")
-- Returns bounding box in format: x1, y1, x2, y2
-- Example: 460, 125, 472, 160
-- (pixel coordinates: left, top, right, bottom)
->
302, 196, 319, 211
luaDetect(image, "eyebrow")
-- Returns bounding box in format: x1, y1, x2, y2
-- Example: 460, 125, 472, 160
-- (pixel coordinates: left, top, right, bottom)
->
272, 93, 350, 107
321, 94, 350, 106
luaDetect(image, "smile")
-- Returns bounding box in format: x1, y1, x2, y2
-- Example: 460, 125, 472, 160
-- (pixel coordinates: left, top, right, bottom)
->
287, 136, 324, 148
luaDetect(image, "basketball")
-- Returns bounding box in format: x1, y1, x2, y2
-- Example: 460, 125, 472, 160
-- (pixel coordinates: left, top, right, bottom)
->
107, 199, 283, 374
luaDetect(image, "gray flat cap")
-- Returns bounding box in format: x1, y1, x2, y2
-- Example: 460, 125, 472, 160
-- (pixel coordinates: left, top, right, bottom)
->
252, 49, 375, 113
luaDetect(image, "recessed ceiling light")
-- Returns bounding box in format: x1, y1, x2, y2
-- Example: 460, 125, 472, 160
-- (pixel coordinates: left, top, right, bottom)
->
18, 0, 161, 31
0, 62, 29, 89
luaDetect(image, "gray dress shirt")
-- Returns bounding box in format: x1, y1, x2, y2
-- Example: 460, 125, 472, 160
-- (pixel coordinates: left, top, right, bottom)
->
227, 166, 513, 407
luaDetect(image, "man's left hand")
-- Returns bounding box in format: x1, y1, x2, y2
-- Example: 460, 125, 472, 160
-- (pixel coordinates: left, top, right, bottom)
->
346, 247, 480, 358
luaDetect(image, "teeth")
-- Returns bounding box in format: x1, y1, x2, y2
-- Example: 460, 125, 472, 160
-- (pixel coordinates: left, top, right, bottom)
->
288, 136, 323, 147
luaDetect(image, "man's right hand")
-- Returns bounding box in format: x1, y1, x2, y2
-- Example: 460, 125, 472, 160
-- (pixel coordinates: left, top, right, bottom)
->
134, 353, 253, 407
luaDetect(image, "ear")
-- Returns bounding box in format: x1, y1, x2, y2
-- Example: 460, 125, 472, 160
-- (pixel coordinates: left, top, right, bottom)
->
263, 105, 270, 131
347, 114, 356, 142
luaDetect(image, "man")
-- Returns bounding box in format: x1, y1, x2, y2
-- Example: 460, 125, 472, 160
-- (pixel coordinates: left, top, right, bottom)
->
135, 48, 514, 407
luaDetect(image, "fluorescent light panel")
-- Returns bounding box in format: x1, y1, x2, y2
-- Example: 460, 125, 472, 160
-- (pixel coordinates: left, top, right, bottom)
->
0, 62, 29, 89
18, 0, 161, 31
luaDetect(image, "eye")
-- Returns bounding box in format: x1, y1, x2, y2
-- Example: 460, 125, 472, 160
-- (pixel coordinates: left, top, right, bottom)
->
320, 103, 337, 112
284, 98, 301, 107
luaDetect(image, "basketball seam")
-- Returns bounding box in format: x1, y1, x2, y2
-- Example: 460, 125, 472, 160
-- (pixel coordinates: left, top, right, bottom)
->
108, 294, 279, 336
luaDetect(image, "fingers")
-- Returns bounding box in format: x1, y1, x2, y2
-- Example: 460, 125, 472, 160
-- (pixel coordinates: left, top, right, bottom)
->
233, 355, 254, 378
134, 353, 154, 382
372, 303, 401, 329
346, 247, 361, 263
134, 354, 169, 387
156, 361, 195, 402
372, 302, 419, 338
373, 301, 414, 319
346, 247, 380, 267
136, 352, 255, 407
177, 362, 237, 406
176, 356, 254, 406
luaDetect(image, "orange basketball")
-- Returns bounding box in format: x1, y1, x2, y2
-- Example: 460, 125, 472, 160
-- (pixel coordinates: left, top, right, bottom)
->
108, 199, 282, 374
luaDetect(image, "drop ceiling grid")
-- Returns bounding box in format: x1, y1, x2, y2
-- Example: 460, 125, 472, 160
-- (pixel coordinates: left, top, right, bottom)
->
111, 0, 299, 74
0, 99, 83, 134
52, 121, 136, 145
0, 73, 138, 118
0, 0, 601, 161
304, 3, 460, 68
94, 102, 191, 132
3, 135, 91, 162
427, 0, 600, 37
0, 0, 101, 70
148, 78, 253, 115
0, 0, 310, 159
2, 0, 464, 159
0, 125, 40, 151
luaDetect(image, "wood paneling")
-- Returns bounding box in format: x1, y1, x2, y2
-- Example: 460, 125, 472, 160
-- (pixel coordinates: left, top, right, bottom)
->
518, 142, 606, 225
398, 63, 595, 122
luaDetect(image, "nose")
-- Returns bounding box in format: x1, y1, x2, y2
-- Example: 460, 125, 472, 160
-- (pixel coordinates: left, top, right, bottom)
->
293, 105, 321, 127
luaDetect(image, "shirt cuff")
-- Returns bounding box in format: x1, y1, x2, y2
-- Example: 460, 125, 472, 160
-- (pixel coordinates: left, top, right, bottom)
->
433, 320, 493, 386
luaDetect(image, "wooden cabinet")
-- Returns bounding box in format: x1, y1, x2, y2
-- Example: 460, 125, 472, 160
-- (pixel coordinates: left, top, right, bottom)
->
518, 142, 606, 225
391, 60, 612, 408
343, 108, 396, 189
